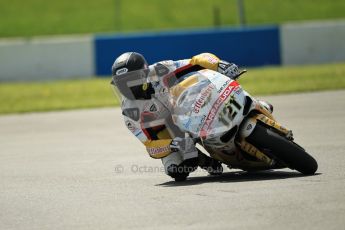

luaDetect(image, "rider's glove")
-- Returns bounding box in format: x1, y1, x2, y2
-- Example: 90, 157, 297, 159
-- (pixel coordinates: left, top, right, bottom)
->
170, 137, 198, 160
218, 60, 242, 80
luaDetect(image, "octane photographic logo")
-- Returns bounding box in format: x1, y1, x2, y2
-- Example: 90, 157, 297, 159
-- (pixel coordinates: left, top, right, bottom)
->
114, 164, 125, 174
131, 165, 165, 174
114, 164, 216, 174
114, 164, 165, 174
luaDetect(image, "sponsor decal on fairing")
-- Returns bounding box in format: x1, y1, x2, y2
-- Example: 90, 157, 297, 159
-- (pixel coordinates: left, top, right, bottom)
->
193, 84, 215, 113
199, 81, 239, 138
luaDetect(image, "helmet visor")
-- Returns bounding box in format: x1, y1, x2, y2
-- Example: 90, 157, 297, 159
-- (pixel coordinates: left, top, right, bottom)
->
111, 69, 150, 100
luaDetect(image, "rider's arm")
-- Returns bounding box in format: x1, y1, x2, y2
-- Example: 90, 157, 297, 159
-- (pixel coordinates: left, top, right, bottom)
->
189, 53, 220, 71
188, 53, 242, 79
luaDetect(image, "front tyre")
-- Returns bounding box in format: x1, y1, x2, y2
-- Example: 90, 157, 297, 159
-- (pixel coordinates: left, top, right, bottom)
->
247, 123, 318, 175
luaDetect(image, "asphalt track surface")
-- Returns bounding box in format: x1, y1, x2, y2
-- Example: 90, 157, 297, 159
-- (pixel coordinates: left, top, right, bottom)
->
1, 90, 345, 230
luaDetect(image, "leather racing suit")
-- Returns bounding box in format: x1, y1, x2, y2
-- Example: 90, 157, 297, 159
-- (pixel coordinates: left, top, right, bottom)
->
120, 53, 241, 178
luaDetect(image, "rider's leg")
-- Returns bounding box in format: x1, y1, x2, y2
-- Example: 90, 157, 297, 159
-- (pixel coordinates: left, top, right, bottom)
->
161, 148, 223, 180
161, 151, 198, 181
197, 149, 223, 175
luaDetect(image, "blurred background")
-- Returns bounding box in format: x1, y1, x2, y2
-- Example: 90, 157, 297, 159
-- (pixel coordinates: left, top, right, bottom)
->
1, 0, 345, 37
0, 0, 345, 114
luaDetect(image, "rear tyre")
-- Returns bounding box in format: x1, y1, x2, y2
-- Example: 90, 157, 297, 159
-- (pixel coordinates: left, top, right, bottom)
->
247, 123, 318, 175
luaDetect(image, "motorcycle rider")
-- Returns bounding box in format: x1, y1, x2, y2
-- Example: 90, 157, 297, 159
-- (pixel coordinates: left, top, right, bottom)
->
111, 52, 270, 181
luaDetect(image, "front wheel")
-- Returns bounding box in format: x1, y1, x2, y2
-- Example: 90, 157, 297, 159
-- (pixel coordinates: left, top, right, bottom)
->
247, 123, 318, 175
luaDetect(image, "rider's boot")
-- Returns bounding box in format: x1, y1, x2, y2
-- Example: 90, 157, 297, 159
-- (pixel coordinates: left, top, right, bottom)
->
258, 100, 274, 113
166, 157, 198, 182
198, 151, 223, 176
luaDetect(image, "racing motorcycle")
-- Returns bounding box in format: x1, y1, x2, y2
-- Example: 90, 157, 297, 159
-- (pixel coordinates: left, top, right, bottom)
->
166, 65, 318, 175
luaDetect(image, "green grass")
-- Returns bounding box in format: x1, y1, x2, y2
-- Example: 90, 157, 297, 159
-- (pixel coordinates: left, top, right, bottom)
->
240, 63, 345, 95
1, 63, 345, 115
0, 0, 344, 38
0, 78, 119, 114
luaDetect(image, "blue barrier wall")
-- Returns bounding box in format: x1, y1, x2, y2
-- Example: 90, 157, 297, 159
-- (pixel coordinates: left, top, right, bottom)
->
95, 26, 281, 76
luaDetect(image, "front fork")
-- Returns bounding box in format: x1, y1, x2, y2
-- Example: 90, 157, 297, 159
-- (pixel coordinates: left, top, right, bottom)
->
238, 102, 293, 166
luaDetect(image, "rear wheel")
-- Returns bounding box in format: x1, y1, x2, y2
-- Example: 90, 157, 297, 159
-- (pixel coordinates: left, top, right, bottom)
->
247, 123, 318, 175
